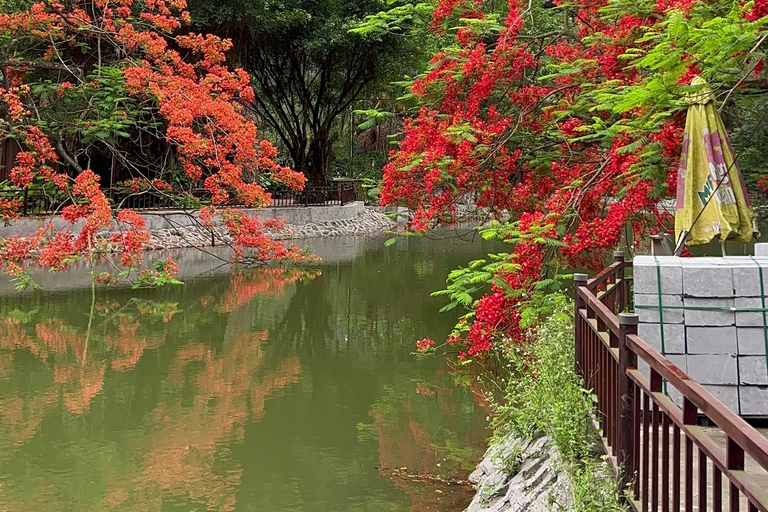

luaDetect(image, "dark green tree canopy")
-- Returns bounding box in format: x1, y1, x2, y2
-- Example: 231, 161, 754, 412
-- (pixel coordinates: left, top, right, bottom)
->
188, 0, 427, 184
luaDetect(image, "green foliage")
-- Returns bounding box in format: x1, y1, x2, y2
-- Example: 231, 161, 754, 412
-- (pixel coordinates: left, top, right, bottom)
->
724, 94, 768, 198
30, 67, 146, 149
431, 220, 572, 337
0, 180, 68, 216
136, 259, 184, 288
491, 307, 626, 511
0, 0, 31, 13
354, 109, 395, 131
432, 255, 519, 311
350, 0, 436, 38
9, 270, 41, 291
130, 298, 181, 321
5, 307, 38, 323
329, 148, 389, 181
362, 177, 384, 204
187, 0, 432, 183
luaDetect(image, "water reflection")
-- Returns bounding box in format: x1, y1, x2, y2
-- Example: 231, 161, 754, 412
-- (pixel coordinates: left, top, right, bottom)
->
0, 236, 493, 511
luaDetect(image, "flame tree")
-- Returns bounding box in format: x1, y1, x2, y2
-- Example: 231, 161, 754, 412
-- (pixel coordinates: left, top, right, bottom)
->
0, 0, 312, 288
186, 0, 433, 185
363, 0, 768, 358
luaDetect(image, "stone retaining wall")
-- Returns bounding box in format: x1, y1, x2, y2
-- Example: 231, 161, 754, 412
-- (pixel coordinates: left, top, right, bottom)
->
0, 201, 394, 252
465, 434, 572, 512
0, 201, 368, 239
145, 207, 393, 250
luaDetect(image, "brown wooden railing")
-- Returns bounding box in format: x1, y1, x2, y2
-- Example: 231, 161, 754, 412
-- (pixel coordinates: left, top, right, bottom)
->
575, 252, 768, 511
0, 182, 357, 215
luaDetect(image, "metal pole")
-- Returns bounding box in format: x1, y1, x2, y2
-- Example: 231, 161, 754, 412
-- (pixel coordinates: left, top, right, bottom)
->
618, 312, 639, 502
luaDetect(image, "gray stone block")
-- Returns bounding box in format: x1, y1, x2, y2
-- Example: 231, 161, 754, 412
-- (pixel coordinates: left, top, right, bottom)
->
755, 243, 768, 257
682, 297, 734, 326
633, 256, 682, 295
638, 359, 648, 376
637, 323, 685, 354
668, 354, 687, 373
732, 265, 763, 297
637, 354, 686, 380
738, 328, 768, 355
686, 326, 736, 354
735, 297, 767, 327
466, 434, 573, 512
686, 354, 738, 385
634, 294, 684, 324
728, 256, 768, 295
682, 263, 733, 298
739, 356, 768, 385
739, 386, 768, 416
702, 385, 739, 414
666, 385, 684, 409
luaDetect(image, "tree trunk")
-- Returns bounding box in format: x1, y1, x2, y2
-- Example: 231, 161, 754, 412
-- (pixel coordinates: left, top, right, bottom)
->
286, 129, 335, 185
304, 135, 334, 185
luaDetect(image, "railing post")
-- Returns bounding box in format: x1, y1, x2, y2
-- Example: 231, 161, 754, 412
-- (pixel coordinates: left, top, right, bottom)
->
614, 250, 626, 313
726, 437, 745, 512
574, 273, 589, 376
683, 397, 697, 511
618, 312, 639, 502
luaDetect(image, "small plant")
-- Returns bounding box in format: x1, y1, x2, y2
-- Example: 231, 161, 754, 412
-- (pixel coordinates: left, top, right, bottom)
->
495, 443, 523, 476
362, 178, 383, 205
490, 302, 626, 511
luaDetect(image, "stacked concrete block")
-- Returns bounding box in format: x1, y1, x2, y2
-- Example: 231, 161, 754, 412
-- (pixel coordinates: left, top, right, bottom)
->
634, 294, 684, 324
740, 387, 768, 415
754, 243, 768, 257
637, 323, 685, 354
702, 385, 740, 414
633, 255, 768, 416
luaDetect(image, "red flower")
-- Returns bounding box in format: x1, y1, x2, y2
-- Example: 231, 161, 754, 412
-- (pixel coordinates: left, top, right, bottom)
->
416, 338, 435, 352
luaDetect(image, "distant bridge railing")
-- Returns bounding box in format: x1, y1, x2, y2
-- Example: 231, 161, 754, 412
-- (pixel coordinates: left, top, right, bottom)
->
575, 253, 768, 511
1, 182, 357, 216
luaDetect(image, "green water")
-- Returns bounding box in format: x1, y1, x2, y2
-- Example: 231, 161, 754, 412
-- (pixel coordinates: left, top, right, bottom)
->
0, 235, 494, 512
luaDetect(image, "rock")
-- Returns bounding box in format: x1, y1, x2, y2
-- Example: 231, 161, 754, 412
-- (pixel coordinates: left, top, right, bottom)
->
465, 434, 572, 512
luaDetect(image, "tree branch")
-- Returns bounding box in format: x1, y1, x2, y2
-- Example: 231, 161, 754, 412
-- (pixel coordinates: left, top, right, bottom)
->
0, 60, 84, 81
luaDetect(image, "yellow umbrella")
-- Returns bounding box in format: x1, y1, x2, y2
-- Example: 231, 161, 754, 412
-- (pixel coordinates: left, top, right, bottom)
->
674, 76, 758, 252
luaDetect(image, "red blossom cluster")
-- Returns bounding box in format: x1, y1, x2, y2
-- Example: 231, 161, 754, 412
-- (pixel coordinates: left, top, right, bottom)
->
135, 257, 181, 288
0, 170, 152, 277
0, 199, 23, 222
200, 207, 320, 264
747, 0, 768, 20
758, 176, 768, 194
122, 178, 174, 193
415, 338, 435, 352
0, 0, 312, 285
385, 0, 749, 359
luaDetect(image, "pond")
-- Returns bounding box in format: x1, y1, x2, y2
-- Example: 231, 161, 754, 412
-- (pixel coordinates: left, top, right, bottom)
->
0, 234, 495, 511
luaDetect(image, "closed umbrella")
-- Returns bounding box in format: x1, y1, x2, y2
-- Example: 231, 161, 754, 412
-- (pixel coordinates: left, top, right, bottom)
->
674, 76, 757, 253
